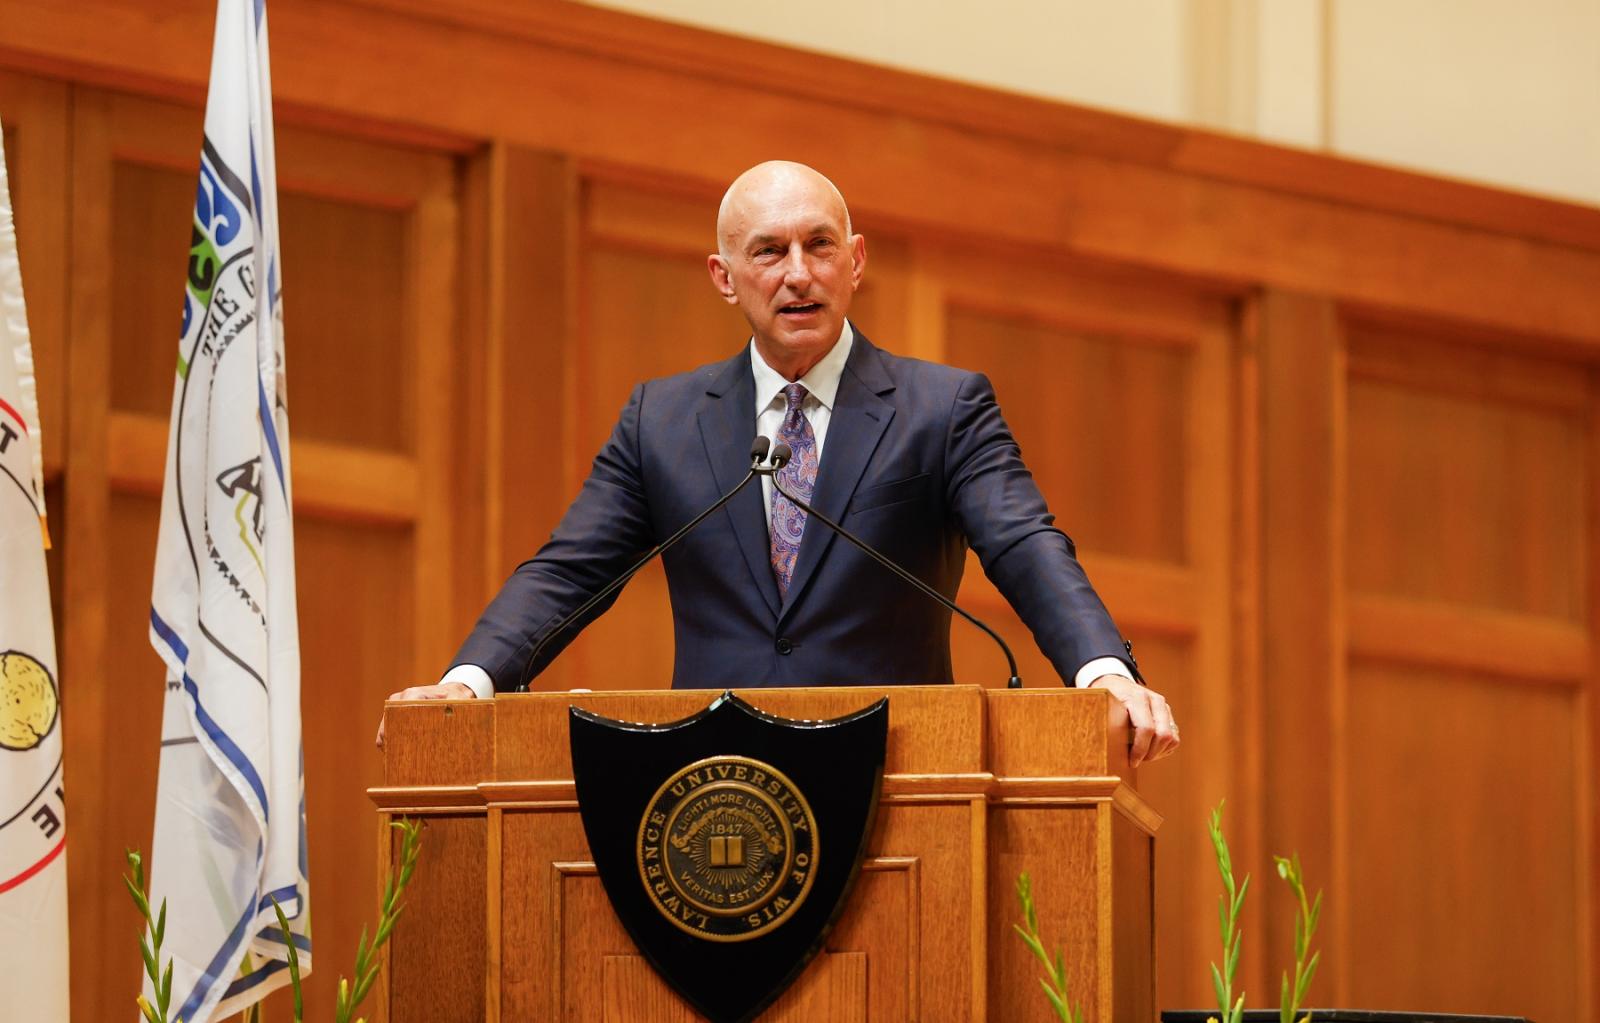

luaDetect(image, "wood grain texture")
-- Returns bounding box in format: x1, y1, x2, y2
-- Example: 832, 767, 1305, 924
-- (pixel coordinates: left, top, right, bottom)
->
4, 0, 1599, 340
386, 814, 488, 1023
0, 71, 69, 476
379, 687, 1151, 1020
1, 0, 1595, 1014
601, 952, 867, 1022
1343, 664, 1582, 1022
61, 90, 119, 1022
1257, 290, 1347, 999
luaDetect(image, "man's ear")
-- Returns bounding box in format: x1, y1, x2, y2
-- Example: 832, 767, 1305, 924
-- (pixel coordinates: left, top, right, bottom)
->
849, 234, 867, 291
707, 254, 738, 304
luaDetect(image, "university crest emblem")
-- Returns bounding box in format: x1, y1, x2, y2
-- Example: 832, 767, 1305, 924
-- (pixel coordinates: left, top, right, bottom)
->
570, 692, 888, 1023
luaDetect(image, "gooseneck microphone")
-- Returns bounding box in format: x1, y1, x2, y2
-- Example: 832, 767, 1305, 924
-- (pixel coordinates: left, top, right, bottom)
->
763, 442, 1024, 689
514, 436, 772, 691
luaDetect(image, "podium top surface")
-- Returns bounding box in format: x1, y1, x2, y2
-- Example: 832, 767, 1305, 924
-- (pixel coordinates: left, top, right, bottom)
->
381, 684, 1132, 790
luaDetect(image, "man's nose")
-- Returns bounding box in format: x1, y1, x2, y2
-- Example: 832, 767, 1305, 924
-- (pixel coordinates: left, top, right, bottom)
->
781, 245, 812, 289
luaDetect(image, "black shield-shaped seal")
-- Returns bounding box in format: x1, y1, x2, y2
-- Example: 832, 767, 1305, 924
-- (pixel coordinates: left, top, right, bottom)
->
570, 692, 888, 1023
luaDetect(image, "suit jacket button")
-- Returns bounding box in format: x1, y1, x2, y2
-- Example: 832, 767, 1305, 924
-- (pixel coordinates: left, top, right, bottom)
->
775, 637, 794, 655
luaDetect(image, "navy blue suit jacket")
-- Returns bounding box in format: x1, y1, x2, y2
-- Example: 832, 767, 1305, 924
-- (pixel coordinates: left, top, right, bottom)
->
453, 329, 1132, 691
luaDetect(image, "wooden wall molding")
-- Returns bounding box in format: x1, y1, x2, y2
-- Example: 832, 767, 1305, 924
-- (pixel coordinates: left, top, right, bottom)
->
2, 0, 1599, 343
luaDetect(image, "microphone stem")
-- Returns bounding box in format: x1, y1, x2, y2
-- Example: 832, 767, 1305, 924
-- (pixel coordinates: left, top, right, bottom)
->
517, 467, 760, 690
769, 478, 1023, 688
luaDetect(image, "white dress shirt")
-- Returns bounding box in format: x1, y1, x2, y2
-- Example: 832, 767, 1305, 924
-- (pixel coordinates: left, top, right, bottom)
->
442, 321, 1128, 697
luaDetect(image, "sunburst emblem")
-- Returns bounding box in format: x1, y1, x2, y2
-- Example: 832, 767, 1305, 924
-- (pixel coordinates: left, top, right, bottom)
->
0, 650, 59, 752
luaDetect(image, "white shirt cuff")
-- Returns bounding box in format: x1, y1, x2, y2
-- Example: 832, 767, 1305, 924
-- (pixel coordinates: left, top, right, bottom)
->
440, 663, 495, 700
1075, 656, 1133, 689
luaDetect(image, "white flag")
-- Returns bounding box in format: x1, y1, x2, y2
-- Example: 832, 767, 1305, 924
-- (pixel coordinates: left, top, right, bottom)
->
147, 1, 309, 1019
0, 113, 70, 1023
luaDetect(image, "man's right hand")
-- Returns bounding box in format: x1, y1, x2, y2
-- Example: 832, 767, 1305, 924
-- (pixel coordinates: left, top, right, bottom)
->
374, 681, 476, 749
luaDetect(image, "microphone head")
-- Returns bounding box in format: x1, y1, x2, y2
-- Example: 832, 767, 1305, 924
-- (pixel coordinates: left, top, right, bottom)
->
749, 435, 771, 462
770, 442, 792, 469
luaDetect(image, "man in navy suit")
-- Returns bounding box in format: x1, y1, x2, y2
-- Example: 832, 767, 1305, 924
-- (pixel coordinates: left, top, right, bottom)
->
383, 161, 1179, 766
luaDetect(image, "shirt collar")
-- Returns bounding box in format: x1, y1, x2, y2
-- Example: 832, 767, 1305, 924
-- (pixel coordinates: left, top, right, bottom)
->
749, 320, 854, 414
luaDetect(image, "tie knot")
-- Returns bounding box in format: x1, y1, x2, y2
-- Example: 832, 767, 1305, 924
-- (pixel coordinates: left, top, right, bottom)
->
782, 383, 809, 413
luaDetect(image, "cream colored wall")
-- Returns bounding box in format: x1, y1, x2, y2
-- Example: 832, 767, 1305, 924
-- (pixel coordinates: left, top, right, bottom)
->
583, 0, 1600, 208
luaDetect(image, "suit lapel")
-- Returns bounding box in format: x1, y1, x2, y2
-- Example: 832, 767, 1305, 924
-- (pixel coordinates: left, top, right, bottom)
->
779, 333, 896, 621
697, 349, 782, 619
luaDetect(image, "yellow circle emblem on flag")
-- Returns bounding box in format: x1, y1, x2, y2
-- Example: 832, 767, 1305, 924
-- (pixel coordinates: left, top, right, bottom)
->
0, 651, 58, 752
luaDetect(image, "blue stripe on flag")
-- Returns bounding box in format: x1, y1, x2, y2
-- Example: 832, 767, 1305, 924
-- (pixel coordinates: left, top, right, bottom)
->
257, 883, 300, 916
258, 377, 286, 490
177, 883, 260, 1022
150, 606, 190, 663
182, 673, 271, 820
223, 958, 287, 1002
257, 926, 313, 953
151, 608, 273, 821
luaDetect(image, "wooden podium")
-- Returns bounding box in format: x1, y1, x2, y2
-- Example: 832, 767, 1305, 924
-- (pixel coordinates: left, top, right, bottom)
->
372, 685, 1160, 1022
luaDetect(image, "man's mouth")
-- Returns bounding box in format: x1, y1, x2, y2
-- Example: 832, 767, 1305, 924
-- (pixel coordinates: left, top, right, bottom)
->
779, 303, 823, 316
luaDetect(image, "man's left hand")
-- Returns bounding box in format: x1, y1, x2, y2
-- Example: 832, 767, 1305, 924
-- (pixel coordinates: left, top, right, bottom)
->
1086, 674, 1179, 768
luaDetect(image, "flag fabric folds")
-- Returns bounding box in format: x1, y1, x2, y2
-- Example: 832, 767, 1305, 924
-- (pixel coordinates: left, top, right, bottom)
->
0, 114, 71, 1023
146, 1, 310, 1019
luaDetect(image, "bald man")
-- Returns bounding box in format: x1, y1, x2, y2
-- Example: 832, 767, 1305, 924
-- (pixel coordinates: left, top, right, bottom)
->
383, 162, 1178, 766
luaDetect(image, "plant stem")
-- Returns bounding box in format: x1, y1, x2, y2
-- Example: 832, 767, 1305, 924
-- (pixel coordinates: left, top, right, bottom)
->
1012, 872, 1085, 1023
1208, 801, 1249, 1023
336, 818, 423, 1023
1273, 853, 1321, 1023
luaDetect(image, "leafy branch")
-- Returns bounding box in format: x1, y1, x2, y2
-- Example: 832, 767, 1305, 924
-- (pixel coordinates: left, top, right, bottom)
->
123, 849, 181, 1023
268, 898, 305, 1023
1207, 801, 1248, 1023
1273, 853, 1321, 1023
1012, 872, 1085, 1023
336, 817, 423, 1023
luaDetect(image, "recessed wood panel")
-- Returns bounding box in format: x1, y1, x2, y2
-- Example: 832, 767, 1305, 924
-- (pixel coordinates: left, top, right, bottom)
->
1345, 662, 1581, 1021
1347, 370, 1586, 620
579, 243, 750, 458
109, 160, 190, 418
945, 308, 1189, 565
560, 241, 748, 690
98, 492, 166, 1011
110, 159, 411, 452
96, 495, 416, 1023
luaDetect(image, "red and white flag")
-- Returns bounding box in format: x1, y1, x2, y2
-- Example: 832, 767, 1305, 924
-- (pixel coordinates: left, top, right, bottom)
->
0, 113, 70, 1022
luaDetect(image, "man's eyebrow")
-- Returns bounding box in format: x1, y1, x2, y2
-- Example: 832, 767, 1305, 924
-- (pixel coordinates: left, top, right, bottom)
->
746, 224, 839, 249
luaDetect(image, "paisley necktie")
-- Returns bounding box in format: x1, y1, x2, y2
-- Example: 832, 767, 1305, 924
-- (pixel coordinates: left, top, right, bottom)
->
770, 383, 818, 598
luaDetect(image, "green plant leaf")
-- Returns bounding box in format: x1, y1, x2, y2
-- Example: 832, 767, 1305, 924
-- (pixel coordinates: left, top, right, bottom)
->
1210, 962, 1226, 1012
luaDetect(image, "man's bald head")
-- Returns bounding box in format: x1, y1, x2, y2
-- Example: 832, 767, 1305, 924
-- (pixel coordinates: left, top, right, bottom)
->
706, 161, 866, 381
716, 161, 852, 260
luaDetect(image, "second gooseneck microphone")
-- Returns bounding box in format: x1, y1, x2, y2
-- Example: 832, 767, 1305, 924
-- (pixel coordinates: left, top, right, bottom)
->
762, 441, 1024, 689
514, 436, 772, 691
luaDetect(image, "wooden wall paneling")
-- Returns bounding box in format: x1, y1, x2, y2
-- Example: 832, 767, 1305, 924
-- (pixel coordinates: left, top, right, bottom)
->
1345, 337, 1586, 622
1166, 301, 1239, 1008
0, 71, 68, 478
1228, 294, 1267, 1003
903, 242, 946, 364
5, 1, 1598, 342
63, 83, 463, 1022
407, 148, 458, 678
459, 146, 579, 675
61, 87, 118, 1022
554, 182, 747, 691
1339, 328, 1592, 1021
1587, 374, 1600, 1017
935, 241, 1238, 1010
1255, 290, 1347, 999
1343, 663, 1582, 1021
